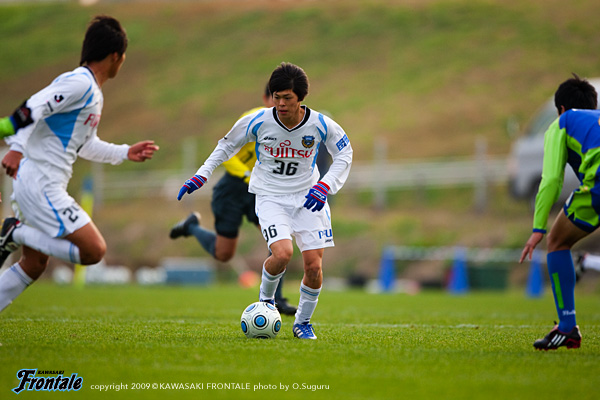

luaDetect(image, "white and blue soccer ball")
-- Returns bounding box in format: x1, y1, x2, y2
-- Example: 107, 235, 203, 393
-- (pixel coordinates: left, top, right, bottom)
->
240, 301, 282, 339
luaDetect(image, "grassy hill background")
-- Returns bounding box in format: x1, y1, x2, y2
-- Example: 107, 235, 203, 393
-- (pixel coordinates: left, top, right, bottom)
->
1, 0, 600, 282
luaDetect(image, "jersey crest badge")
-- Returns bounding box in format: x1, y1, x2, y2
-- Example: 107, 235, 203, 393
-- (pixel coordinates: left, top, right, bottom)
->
54, 94, 65, 103
302, 135, 315, 148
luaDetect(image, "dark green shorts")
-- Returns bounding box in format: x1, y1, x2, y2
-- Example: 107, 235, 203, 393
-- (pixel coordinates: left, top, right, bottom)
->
211, 173, 259, 238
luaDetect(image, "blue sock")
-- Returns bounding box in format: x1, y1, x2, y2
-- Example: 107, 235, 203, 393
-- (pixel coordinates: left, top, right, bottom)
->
547, 249, 577, 331
188, 225, 216, 257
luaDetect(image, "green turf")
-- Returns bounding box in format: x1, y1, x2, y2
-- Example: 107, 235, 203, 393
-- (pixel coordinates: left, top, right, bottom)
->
1, 283, 598, 399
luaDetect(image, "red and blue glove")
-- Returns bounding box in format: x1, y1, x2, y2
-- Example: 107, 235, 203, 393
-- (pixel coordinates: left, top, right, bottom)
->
177, 175, 207, 200
303, 181, 330, 212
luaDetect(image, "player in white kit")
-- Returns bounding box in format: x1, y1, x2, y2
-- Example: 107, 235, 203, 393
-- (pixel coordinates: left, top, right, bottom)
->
0, 16, 159, 312
177, 62, 353, 339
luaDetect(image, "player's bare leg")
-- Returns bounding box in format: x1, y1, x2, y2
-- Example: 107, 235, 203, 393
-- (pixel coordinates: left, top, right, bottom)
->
1, 219, 105, 268
264, 239, 292, 276
301, 248, 324, 289
259, 239, 291, 304
545, 211, 589, 253
214, 235, 238, 262
64, 221, 106, 265
18, 246, 50, 280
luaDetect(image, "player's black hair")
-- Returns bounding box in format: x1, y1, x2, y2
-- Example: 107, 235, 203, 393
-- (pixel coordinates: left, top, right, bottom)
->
268, 62, 309, 101
554, 73, 597, 112
80, 15, 128, 66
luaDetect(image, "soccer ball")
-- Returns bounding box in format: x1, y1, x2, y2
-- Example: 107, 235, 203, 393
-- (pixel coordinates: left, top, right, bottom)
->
240, 301, 282, 339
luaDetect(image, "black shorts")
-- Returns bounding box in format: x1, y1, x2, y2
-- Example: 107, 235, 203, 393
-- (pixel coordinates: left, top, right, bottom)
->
211, 173, 259, 238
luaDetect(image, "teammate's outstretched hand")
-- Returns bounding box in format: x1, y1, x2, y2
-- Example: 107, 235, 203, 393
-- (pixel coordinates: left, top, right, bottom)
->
177, 175, 207, 201
128, 140, 159, 162
303, 181, 330, 212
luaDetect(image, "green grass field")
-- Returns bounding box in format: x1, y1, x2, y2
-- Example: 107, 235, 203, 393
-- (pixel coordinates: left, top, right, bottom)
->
1, 3, 600, 398
1, 283, 598, 399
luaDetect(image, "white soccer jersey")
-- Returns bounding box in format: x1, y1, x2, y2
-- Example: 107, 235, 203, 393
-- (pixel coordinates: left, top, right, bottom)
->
197, 106, 353, 195
5, 66, 129, 189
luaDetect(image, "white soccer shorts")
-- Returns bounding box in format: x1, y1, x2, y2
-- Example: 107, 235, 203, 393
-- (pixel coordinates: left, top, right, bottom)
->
11, 159, 91, 238
255, 191, 334, 252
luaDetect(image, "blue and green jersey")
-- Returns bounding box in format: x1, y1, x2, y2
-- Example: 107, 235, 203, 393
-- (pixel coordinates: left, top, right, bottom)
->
534, 109, 600, 232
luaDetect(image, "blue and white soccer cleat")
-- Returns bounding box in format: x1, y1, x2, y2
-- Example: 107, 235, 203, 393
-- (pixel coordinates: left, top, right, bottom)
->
293, 323, 317, 340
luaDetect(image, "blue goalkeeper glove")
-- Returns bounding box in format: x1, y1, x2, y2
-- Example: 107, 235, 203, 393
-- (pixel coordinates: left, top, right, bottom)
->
303, 181, 330, 212
177, 175, 207, 200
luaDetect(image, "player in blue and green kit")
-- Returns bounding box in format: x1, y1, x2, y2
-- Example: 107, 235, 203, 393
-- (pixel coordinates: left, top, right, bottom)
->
520, 74, 599, 350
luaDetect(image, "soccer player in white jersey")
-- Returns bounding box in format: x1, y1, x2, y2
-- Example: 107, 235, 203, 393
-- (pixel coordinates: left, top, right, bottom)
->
0, 16, 159, 312
177, 62, 353, 339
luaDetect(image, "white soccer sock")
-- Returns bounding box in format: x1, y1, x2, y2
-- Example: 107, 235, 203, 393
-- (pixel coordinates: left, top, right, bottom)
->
294, 283, 321, 325
0, 263, 33, 312
13, 224, 81, 264
582, 254, 600, 272
259, 264, 285, 302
